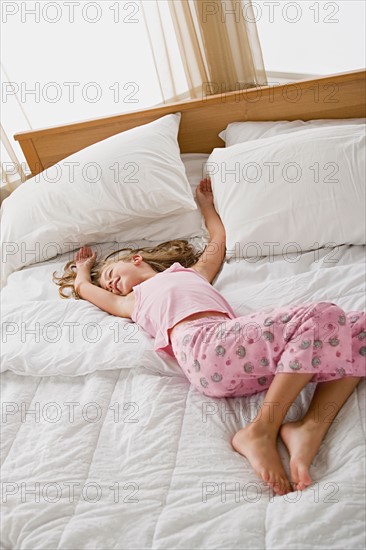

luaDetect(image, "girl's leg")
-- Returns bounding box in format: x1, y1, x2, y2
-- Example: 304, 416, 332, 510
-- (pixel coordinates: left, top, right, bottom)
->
280, 309, 365, 490
232, 306, 365, 495
232, 372, 314, 495
280, 376, 362, 491
171, 304, 365, 495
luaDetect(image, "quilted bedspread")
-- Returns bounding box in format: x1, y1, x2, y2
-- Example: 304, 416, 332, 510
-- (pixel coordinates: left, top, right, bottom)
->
1, 242, 365, 549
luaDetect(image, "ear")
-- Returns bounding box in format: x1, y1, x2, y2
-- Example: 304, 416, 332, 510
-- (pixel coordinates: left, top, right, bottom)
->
132, 254, 143, 264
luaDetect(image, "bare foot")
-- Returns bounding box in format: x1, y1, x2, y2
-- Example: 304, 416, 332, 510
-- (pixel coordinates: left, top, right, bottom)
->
280, 420, 324, 491
231, 425, 292, 495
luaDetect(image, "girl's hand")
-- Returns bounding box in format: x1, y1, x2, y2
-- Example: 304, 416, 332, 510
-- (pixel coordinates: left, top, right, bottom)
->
75, 246, 97, 271
196, 177, 215, 210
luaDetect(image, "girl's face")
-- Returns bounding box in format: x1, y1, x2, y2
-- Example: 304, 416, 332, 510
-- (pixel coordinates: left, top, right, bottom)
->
99, 255, 152, 296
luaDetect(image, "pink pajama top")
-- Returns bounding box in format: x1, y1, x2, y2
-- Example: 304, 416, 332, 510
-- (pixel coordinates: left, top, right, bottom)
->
131, 262, 236, 357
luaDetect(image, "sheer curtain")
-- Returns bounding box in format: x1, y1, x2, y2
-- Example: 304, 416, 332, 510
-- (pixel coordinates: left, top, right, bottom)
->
141, 0, 267, 101
1, 0, 267, 198
1, 63, 33, 197
1, 124, 27, 189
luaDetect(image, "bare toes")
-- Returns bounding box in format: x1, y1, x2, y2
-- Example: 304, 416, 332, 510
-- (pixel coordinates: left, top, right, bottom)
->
297, 463, 313, 488
273, 476, 290, 495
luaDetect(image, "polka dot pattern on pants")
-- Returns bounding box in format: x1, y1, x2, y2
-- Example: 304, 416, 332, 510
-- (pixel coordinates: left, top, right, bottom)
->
170, 303, 366, 398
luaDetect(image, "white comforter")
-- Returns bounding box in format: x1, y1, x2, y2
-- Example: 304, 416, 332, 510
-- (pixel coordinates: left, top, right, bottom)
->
1, 241, 365, 549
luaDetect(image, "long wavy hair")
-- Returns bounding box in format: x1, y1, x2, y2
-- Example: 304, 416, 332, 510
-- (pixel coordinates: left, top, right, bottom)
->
53, 239, 204, 299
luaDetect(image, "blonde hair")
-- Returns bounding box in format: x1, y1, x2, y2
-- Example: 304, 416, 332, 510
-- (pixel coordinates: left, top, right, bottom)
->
53, 239, 204, 299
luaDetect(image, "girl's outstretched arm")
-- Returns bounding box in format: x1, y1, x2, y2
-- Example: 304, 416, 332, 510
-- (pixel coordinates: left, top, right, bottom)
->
191, 178, 226, 284
74, 246, 131, 318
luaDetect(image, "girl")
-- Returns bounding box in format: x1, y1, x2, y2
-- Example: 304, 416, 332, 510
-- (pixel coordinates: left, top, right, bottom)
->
54, 178, 366, 496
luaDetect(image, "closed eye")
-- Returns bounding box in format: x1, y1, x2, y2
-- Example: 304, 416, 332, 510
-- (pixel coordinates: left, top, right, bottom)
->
104, 267, 113, 290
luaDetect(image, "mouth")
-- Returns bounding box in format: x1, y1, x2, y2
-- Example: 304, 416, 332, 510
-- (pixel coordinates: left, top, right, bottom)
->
113, 278, 121, 293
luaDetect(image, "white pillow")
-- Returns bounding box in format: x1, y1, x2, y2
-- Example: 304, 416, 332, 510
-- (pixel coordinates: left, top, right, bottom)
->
208, 124, 366, 259
1, 113, 197, 285
111, 153, 210, 242
219, 118, 366, 146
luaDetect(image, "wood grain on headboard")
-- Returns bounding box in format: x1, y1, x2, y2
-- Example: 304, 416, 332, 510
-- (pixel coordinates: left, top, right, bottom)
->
14, 69, 366, 177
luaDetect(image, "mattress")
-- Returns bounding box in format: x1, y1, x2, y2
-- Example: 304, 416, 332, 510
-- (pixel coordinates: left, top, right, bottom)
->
1, 236, 365, 549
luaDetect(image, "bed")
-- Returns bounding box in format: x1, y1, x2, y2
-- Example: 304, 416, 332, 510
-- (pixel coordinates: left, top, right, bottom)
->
1, 70, 366, 549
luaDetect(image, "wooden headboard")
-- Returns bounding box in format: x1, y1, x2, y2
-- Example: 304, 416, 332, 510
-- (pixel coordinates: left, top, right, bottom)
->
14, 69, 366, 177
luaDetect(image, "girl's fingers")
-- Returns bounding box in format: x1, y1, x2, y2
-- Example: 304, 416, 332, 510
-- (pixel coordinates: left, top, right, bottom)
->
77, 246, 94, 258
76, 246, 95, 263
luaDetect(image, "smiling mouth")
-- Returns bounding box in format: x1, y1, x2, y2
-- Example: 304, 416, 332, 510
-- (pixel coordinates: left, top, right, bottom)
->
113, 278, 121, 293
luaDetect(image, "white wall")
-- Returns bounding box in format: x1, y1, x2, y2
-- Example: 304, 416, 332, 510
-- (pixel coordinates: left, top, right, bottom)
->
255, 0, 365, 75
1, 1, 163, 128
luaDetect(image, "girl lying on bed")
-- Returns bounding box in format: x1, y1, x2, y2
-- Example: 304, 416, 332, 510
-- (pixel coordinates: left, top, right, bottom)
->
53, 178, 366, 497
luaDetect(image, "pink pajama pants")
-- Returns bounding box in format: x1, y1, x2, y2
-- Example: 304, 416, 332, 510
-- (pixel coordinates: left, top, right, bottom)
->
170, 302, 366, 398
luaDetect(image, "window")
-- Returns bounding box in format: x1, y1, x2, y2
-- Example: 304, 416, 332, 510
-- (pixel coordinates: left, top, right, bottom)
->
255, 0, 365, 77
